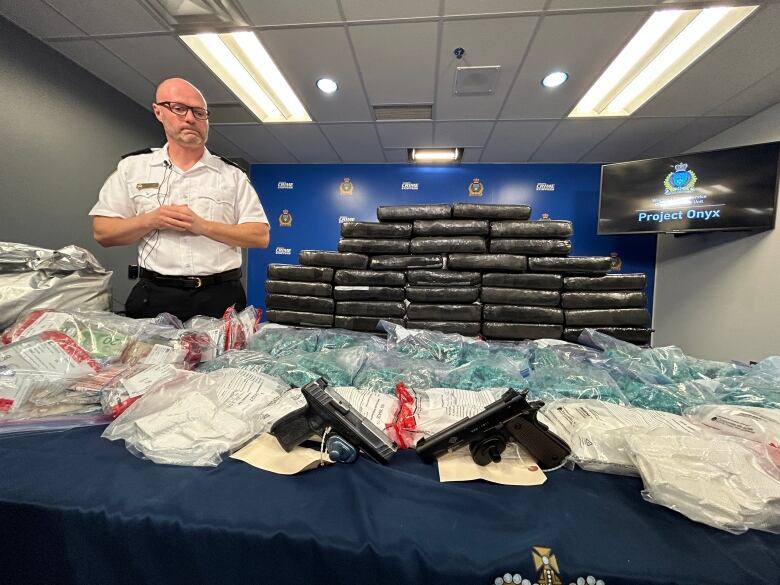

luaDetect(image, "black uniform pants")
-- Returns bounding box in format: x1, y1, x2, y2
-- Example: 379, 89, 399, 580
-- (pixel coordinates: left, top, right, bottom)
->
125, 278, 247, 322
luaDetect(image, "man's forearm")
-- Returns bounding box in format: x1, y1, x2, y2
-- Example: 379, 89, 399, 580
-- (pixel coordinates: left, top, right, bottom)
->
93, 215, 152, 247
202, 221, 270, 248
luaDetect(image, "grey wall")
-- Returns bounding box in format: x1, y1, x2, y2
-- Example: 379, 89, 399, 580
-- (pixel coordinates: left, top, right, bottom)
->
0, 16, 163, 309
652, 102, 780, 362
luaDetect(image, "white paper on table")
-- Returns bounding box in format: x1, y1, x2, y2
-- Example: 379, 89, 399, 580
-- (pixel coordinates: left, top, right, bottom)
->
232, 433, 332, 475
437, 442, 547, 486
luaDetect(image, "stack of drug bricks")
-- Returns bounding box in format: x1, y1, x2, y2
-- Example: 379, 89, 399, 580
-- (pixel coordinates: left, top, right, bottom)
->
265, 202, 652, 344
481, 216, 650, 342
264, 262, 336, 328
330, 219, 408, 331
398, 203, 524, 336
264, 216, 411, 331
560, 273, 651, 344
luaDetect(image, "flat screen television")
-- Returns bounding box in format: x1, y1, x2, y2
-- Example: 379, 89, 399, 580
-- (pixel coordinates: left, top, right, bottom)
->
598, 142, 779, 235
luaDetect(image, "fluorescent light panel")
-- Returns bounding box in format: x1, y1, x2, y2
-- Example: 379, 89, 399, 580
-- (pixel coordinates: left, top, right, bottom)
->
410, 148, 461, 163
570, 5, 757, 118
181, 32, 311, 123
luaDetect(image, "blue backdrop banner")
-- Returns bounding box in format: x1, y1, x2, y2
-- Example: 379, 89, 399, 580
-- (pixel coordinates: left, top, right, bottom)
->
248, 163, 657, 313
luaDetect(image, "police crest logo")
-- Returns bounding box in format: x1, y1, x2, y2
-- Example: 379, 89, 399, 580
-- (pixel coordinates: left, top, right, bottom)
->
340, 177, 354, 196
278, 209, 293, 227
491, 546, 607, 585
532, 547, 562, 585
664, 162, 697, 194
469, 177, 484, 197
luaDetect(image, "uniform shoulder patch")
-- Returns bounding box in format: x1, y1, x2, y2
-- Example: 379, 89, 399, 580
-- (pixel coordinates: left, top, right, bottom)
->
214, 154, 248, 173
120, 147, 155, 160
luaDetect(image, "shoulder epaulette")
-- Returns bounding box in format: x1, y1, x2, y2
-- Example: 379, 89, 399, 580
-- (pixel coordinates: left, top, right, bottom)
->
120, 148, 155, 160
214, 154, 248, 173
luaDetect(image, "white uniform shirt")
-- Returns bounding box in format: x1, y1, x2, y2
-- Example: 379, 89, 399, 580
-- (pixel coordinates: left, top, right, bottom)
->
90, 144, 268, 276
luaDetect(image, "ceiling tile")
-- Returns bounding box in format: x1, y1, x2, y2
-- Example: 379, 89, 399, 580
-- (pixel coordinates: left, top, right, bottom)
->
320, 124, 385, 162
461, 148, 484, 162
708, 67, 780, 117
444, 1, 545, 16
100, 36, 235, 103
638, 4, 780, 117
241, 0, 341, 25
530, 119, 624, 162
376, 122, 434, 148
692, 102, 780, 152
259, 27, 372, 123
209, 104, 255, 124
435, 16, 538, 120
48, 39, 156, 106
216, 124, 297, 162
265, 124, 341, 162
383, 149, 409, 162
547, 0, 657, 9
501, 10, 647, 119
206, 128, 253, 161
46, 0, 168, 35
0, 0, 84, 38
349, 22, 438, 104
481, 120, 556, 162
434, 121, 494, 147
341, 0, 439, 21
637, 117, 747, 159
580, 117, 691, 162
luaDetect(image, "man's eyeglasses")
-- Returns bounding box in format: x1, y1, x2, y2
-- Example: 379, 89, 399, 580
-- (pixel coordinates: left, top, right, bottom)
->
155, 101, 210, 120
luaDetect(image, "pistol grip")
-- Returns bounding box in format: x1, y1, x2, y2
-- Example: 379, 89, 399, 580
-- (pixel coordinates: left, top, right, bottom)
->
270, 407, 322, 452
504, 413, 571, 470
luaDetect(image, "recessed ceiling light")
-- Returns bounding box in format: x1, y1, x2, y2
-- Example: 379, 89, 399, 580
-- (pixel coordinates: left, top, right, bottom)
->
408, 148, 462, 163
180, 31, 311, 123
569, 5, 757, 117
317, 78, 338, 94
542, 71, 568, 88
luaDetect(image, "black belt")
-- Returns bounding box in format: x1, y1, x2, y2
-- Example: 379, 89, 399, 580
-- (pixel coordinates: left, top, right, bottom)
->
139, 268, 242, 289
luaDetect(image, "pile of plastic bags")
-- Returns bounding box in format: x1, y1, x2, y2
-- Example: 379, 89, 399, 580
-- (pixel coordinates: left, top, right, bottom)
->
0, 306, 262, 427
2, 310, 779, 535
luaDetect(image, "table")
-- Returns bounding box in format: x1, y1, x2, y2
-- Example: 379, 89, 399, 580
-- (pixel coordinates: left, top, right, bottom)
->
0, 426, 777, 585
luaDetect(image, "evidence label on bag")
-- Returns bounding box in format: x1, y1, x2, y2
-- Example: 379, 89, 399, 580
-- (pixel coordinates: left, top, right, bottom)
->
122, 364, 179, 397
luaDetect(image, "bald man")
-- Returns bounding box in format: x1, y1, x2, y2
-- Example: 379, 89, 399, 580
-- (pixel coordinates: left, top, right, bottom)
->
90, 78, 270, 321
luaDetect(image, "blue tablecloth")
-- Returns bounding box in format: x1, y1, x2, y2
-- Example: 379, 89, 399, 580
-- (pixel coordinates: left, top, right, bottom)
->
0, 426, 778, 585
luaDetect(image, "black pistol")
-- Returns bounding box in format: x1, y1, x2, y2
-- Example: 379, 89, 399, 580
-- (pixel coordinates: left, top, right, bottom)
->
415, 389, 570, 470
270, 378, 397, 464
